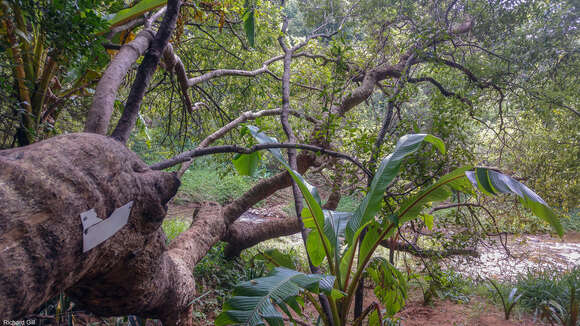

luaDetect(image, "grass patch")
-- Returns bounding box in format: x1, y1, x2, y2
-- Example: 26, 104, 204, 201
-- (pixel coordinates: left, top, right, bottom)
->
514, 267, 579, 313
179, 167, 256, 205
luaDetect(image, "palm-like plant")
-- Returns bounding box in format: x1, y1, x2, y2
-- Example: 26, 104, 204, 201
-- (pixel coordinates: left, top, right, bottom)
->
217, 127, 563, 326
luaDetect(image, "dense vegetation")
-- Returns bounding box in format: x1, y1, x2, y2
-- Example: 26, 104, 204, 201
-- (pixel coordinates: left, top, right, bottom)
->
0, 0, 578, 325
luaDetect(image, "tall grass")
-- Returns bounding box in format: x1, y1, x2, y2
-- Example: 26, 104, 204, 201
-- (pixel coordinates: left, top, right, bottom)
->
515, 267, 579, 313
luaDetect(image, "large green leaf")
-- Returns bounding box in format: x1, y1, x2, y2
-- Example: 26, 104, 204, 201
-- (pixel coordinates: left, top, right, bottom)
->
108, 0, 166, 28
466, 168, 564, 236
216, 267, 334, 326
345, 134, 445, 245
395, 167, 563, 236
246, 126, 332, 267
233, 152, 260, 176
243, 8, 255, 47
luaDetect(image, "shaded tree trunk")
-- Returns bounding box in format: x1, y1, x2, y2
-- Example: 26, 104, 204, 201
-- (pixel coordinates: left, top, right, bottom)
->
0, 133, 225, 325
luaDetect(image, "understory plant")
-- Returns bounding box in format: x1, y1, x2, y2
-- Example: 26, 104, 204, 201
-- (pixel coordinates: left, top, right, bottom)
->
486, 278, 522, 320
217, 127, 563, 326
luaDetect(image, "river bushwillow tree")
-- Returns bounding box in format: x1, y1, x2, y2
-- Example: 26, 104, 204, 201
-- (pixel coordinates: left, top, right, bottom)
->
0, 0, 577, 325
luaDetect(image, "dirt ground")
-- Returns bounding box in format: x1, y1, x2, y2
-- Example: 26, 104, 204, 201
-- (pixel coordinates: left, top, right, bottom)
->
393, 290, 547, 326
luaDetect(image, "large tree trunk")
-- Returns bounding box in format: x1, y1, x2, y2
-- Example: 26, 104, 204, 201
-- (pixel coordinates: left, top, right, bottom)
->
0, 133, 225, 325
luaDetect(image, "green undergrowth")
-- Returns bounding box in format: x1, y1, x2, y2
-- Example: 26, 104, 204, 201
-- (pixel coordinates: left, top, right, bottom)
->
562, 210, 580, 232
162, 218, 190, 244
179, 166, 256, 205
470, 267, 580, 323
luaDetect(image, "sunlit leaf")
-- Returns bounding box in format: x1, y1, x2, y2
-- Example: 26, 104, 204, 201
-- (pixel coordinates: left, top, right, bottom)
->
108, 0, 166, 28
233, 152, 260, 176
345, 134, 445, 245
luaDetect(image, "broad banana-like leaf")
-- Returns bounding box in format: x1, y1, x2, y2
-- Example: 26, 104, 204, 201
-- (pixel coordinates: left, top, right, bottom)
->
246, 126, 332, 267
338, 218, 374, 288
108, 0, 166, 28
303, 210, 352, 252
216, 267, 334, 326
233, 152, 260, 176
345, 134, 445, 245
466, 168, 563, 236
395, 167, 563, 237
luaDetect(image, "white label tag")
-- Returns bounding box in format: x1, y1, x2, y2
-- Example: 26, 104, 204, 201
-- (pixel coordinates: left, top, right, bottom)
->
81, 201, 133, 252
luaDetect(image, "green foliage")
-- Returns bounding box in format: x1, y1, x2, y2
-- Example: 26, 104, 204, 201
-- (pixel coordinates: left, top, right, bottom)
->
17, 0, 112, 69
108, 0, 166, 27
336, 194, 361, 213
411, 264, 470, 306
221, 129, 561, 325
194, 242, 267, 293
232, 152, 260, 177
562, 210, 580, 232
215, 267, 334, 326
515, 267, 580, 316
242, 5, 255, 47
344, 133, 445, 245
161, 218, 189, 244
367, 258, 407, 317
179, 166, 256, 205
252, 248, 298, 270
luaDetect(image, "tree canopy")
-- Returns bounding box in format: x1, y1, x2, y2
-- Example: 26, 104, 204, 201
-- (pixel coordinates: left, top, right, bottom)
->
0, 0, 578, 324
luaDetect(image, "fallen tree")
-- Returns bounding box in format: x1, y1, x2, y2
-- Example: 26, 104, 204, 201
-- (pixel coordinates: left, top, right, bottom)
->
0, 0, 575, 324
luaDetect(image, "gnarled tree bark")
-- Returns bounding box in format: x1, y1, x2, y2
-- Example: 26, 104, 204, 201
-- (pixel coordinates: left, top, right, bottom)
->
0, 133, 226, 325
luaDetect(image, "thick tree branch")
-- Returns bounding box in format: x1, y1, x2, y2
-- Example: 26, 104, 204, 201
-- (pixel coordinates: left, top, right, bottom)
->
111, 0, 182, 144
379, 240, 479, 258
223, 217, 478, 259
85, 8, 167, 135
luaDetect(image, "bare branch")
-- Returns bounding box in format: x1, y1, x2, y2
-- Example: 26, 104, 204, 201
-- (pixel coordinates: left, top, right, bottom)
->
150, 142, 372, 177
408, 76, 472, 106
175, 108, 317, 177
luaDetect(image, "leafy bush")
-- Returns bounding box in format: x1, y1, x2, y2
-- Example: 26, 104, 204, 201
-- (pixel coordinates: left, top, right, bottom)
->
194, 242, 266, 293
411, 264, 471, 305
562, 210, 580, 232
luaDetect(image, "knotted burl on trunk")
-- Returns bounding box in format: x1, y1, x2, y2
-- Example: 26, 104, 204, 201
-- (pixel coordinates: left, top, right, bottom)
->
0, 133, 184, 320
